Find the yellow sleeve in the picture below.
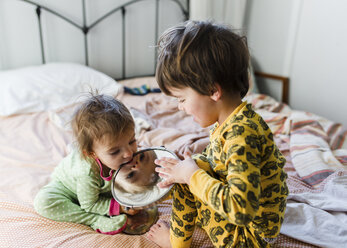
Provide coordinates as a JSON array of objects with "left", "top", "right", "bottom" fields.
[
  {"left": 192, "top": 153, "right": 214, "bottom": 174},
  {"left": 189, "top": 125, "right": 261, "bottom": 226}
]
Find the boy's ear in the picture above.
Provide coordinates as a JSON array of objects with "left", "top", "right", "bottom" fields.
[{"left": 210, "top": 83, "right": 222, "bottom": 101}]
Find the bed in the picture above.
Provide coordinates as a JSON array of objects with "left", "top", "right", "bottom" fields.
[{"left": 1, "top": 1, "right": 347, "bottom": 248}]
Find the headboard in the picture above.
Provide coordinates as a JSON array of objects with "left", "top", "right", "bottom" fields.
[{"left": 0, "top": 0, "right": 189, "bottom": 80}]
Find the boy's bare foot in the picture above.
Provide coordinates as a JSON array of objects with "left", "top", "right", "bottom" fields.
[{"left": 146, "top": 220, "right": 171, "bottom": 248}]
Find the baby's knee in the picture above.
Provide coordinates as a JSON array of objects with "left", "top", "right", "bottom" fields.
[
  {"left": 33, "top": 190, "right": 46, "bottom": 213},
  {"left": 33, "top": 189, "right": 57, "bottom": 218}
]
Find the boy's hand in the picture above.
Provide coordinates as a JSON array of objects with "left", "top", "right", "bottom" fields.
[{"left": 155, "top": 151, "right": 199, "bottom": 188}]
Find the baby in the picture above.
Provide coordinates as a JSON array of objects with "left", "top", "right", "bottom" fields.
[{"left": 34, "top": 93, "right": 141, "bottom": 234}]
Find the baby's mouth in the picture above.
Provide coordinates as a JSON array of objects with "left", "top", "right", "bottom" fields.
[{"left": 120, "top": 158, "right": 134, "bottom": 168}]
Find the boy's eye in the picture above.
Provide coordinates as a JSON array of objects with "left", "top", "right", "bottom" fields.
[
  {"left": 129, "top": 139, "right": 136, "bottom": 144},
  {"left": 127, "top": 171, "right": 135, "bottom": 179},
  {"left": 140, "top": 153, "right": 145, "bottom": 161}
]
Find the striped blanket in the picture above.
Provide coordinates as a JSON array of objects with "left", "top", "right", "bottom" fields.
[
  {"left": 0, "top": 87, "right": 345, "bottom": 248},
  {"left": 245, "top": 94, "right": 347, "bottom": 187}
]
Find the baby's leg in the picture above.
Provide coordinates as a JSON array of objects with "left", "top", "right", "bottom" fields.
[
  {"left": 34, "top": 180, "right": 126, "bottom": 233},
  {"left": 34, "top": 180, "right": 95, "bottom": 224},
  {"left": 146, "top": 220, "right": 171, "bottom": 248}
]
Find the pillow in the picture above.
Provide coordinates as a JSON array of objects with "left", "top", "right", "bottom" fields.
[{"left": 0, "top": 63, "right": 122, "bottom": 116}]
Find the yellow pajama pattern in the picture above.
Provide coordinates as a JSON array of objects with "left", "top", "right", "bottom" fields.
[{"left": 169, "top": 102, "right": 288, "bottom": 248}]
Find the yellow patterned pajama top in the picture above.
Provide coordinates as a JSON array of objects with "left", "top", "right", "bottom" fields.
[{"left": 169, "top": 102, "right": 288, "bottom": 248}]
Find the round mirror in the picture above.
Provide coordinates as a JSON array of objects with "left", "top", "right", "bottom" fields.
[{"left": 111, "top": 147, "right": 176, "bottom": 209}]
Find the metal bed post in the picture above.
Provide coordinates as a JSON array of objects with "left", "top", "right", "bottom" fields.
[
  {"left": 81, "top": 0, "right": 89, "bottom": 66},
  {"left": 35, "top": 6, "right": 45, "bottom": 64},
  {"left": 121, "top": 7, "right": 126, "bottom": 79}
]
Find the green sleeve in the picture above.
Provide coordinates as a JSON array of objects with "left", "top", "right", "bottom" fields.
[{"left": 76, "top": 175, "right": 111, "bottom": 215}]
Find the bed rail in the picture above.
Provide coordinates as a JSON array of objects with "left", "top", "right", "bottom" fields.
[{"left": 254, "top": 71, "right": 290, "bottom": 104}]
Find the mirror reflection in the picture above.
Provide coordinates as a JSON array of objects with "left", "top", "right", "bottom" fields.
[
  {"left": 115, "top": 149, "right": 159, "bottom": 193},
  {"left": 112, "top": 147, "right": 176, "bottom": 208}
]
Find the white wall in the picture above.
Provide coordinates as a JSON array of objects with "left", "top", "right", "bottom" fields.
[
  {"left": 245, "top": 0, "right": 347, "bottom": 127},
  {"left": 290, "top": 0, "right": 347, "bottom": 126},
  {"left": 190, "top": 0, "right": 247, "bottom": 29}
]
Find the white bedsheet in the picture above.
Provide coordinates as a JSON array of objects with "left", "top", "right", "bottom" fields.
[{"left": 281, "top": 172, "right": 347, "bottom": 248}]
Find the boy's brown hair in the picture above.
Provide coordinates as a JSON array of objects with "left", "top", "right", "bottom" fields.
[
  {"left": 71, "top": 94, "right": 134, "bottom": 157},
  {"left": 156, "top": 20, "right": 250, "bottom": 98}
]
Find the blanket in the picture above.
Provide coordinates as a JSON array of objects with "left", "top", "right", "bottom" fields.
[
  {"left": 245, "top": 93, "right": 347, "bottom": 248},
  {"left": 1, "top": 85, "right": 346, "bottom": 247}
]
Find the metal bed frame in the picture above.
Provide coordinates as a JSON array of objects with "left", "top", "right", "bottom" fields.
[{"left": 18, "top": 0, "right": 189, "bottom": 80}]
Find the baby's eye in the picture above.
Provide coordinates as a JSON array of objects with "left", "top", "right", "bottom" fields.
[
  {"left": 111, "top": 150, "right": 120, "bottom": 155},
  {"left": 127, "top": 171, "right": 135, "bottom": 179},
  {"left": 179, "top": 99, "right": 185, "bottom": 103},
  {"left": 140, "top": 153, "right": 145, "bottom": 161}
]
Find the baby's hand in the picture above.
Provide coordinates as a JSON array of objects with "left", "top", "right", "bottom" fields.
[{"left": 155, "top": 151, "right": 199, "bottom": 187}]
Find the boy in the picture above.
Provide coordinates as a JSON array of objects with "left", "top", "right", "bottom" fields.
[{"left": 146, "top": 21, "right": 288, "bottom": 247}]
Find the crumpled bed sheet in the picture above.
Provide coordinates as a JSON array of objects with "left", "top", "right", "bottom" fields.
[{"left": 1, "top": 77, "right": 346, "bottom": 247}]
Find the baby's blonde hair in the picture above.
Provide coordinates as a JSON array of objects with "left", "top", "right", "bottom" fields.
[{"left": 71, "top": 93, "right": 134, "bottom": 158}]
